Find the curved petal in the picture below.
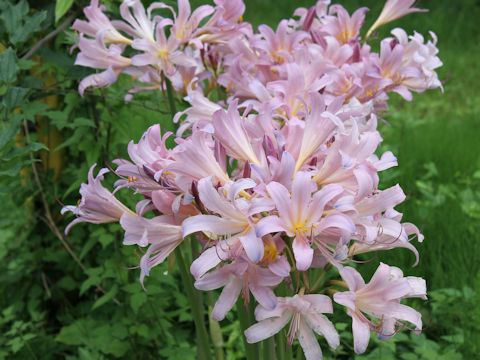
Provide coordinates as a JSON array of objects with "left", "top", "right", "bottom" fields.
[
  {"left": 245, "top": 311, "right": 291, "bottom": 343},
  {"left": 292, "top": 235, "right": 314, "bottom": 271},
  {"left": 268, "top": 256, "right": 291, "bottom": 277},
  {"left": 333, "top": 291, "right": 356, "bottom": 311},
  {"left": 339, "top": 267, "right": 365, "bottom": 291},
  {"left": 240, "top": 228, "right": 264, "bottom": 263},
  {"left": 190, "top": 245, "right": 229, "bottom": 279},
  {"left": 182, "top": 215, "right": 245, "bottom": 237},
  {"left": 212, "top": 278, "right": 242, "bottom": 321},
  {"left": 305, "top": 313, "right": 340, "bottom": 349},
  {"left": 255, "top": 215, "right": 285, "bottom": 237},
  {"left": 352, "top": 313, "right": 371, "bottom": 354},
  {"left": 250, "top": 284, "right": 277, "bottom": 310},
  {"left": 306, "top": 184, "right": 344, "bottom": 222},
  {"left": 303, "top": 294, "right": 333, "bottom": 314},
  {"left": 266, "top": 181, "right": 293, "bottom": 223},
  {"left": 298, "top": 319, "right": 323, "bottom": 360},
  {"left": 194, "top": 268, "right": 231, "bottom": 291}
]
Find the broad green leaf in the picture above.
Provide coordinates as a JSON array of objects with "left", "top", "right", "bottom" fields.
[
  {"left": 55, "top": 0, "right": 74, "bottom": 23},
  {"left": 1, "top": 87, "right": 28, "bottom": 109},
  {"left": 0, "top": 48, "right": 18, "bottom": 83},
  {"left": 91, "top": 285, "right": 118, "bottom": 310},
  {"left": 130, "top": 292, "right": 147, "bottom": 314}
]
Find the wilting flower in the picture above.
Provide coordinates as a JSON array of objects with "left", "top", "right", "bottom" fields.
[
  {"left": 334, "top": 263, "right": 427, "bottom": 354},
  {"left": 245, "top": 293, "right": 339, "bottom": 360}
]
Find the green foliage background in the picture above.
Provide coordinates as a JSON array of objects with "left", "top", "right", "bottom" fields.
[{"left": 0, "top": 0, "right": 479, "bottom": 358}]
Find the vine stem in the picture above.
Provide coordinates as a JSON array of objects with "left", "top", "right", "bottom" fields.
[{"left": 175, "top": 247, "right": 212, "bottom": 360}]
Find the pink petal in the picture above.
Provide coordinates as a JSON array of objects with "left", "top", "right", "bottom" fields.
[
  {"left": 212, "top": 277, "right": 242, "bottom": 321},
  {"left": 333, "top": 291, "right": 356, "bottom": 312},
  {"left": 239, "top": 228, "right": 264, "bottom": 263},
  {"left": 303, "top": 294, "right": 333, "bottom": 313},
  {"left": 268, "top": 256, "right": 291, "bottom": 277},
  {"left": 339, "top": 266, "right": 365, "bottom": 291},
  {"left": 249, "top": 284, "right": 277, "bottom": 310},
  {"left": 352, "top": 313, "right": 371, "bottom": 354},
  {"left": 190, "top": 245, "right": 229, "bottom": 279},
  {"left": 305, "top": 313, "right": 340, "bottom": 349},
  {"left": 182, "top": 215, "right": 245, "bottom": 237},
  {"left": 194, "top": 268, "right": 231, "bottom": 291},
  {"left": 255, "top": 215, "right": 285, "bottom": 237},
  {"left": 292, "top": 235, "right": 314, "bottom": 271},
  {"left": 298, "top": 319, "right": 323, "bottom": 360},
  {"left": 245, "top": 311, "right": 292, "bottom": 343},
  {"left": 266, "top": 181, "right": 293, "bottom": 223}
]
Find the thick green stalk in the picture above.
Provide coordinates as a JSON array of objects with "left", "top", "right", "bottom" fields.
[
  {"left": 165, "top": 77, "right": 179, "bottom": 132},
  {"left": 175, "top": 247, "right": 212, "bottom": 360},
  {"left": 275, "top": 331, "right": 285, "bottom": 360},
  {"left": 263, "top": 337, "right": 276, "bottom": 360},
  {"left": 237, "top": 301, "right": 257, "bottom": 360}
]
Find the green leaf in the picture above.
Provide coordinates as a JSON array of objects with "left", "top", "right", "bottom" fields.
[
  {"left": 55, "top": 0, "right": 74, "bottom": 23},
  {"left": 1, "top": 87, "right": 29, "bottom": 109},
  {"left": 91, "top": 285, "right": 118, "bottom": 310},
  {"left": 0, "top": 48, "right": 18, "bottom": 84},
  {"left": 130, "top": 292, "right": 147, "bottom": 314}
]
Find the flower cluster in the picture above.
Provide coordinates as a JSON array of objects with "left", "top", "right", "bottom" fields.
[{"left": 64, "top": 0, "right": 441, "bottom": 358}]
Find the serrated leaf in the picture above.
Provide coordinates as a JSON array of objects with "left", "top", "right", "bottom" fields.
[
  {"left": 55, "top": 0, "right": 74, "bottom": 23},
  {"left": 0, "top": 117, "right": 21, "bottom": 150},
  {"left": 130, "top": 292, "right": 147, "bottom": 314},
  {"left": 91, "top": 285, "right": 118, "bottom": 310},
  {"left": 1, "top": 87, "right": 28, "bottom": 109},
  {"left": 0, "top": 142, "right": 48, "bottom": 161},
  {"left": 0, "top": 48, "right": 18, "bottom": 83}
]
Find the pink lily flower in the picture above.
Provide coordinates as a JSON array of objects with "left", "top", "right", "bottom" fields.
[
  {"left": 74, "top": 36, "right": 131, "bottom": 95},
  {"left": 62, "top": 165, "right": 132, "bottom": 234},
  {"left": 182, "top": 177, "right": 266, "bottom": 263},
  {"left": 293, "top": 94, "right": 343, "bottom": 172},
  {"left": 173, "top": 84, "right": 222, "bottom": 136},
  {"left": 72, "top": 0, "right": 132, "bottom": 44},
  {"left": 195, "top": 257, "right": 284, "bottom": 320},
  {"left": 119, "top": 212, "right": 183, "bottom": 283},
  {"left": 114, "top": 124, "right": 173, "bottom": 194},
  {"left": 245, "top": 294, "right": 339, "bottom": 360},
  {"left": 257, "top": 171, "right": 354, "bottom": 270},
  {"left": 167, "top": 132, "right": 230, "bottom": 190},
  {"left": 334, "top": 263, "right": 426, "bottom": 354},
  {"left": 130, "top": 19, "right": 197, "bottom": 76},
  {"left": 212, "top": 100, "right": 264, "bottom": 166},
  {"left": 164, "top": 0, "right": 215, "bottom": 44},
  {"left": 323, "top": 5, "right": 368, "bottom": 44},
  {"left": 389, "top": 28, "right": 443, "bottom": 93},
  {"left": 366, "top": 0, "right": 427, "bottom": 39}
]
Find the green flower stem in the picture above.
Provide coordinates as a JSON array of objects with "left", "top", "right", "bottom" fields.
[
  {"left": 275, "top": 331, "right": 286, "bottom": 360},
  {"left": 175, "top": 247, "right": 212, "bottom": 360},
  {"left": 237, "top": 301, "right": 258, "bottom": 360},
  {"left": 165, "top": 77, "right": 178, "bottom": 132},
  {"left": 263, "top": 336, "right": 276, "bottom": 359},
  {"left": 285, "top": 339, "right": 293, "bottom": 360}
]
